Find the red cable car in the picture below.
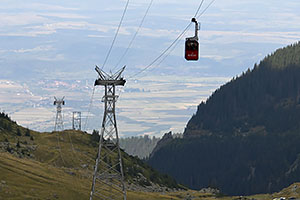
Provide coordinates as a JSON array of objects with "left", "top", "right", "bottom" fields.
[
  {"left": 185, "top": 39, "right": 199, "bottom": 60},
  {"left": 185, "top": 18, "right": 200, "bottom": 61}
]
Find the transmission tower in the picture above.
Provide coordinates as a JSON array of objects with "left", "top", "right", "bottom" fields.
[
  {"left": 54, "top": 96, "right": 65, "bottom": 131},
  {"left": 72, "top": 111, "right": 81, "bottom": 130},
  {"left": 90, "top": 66, "right": 126, "bottom": 200}
]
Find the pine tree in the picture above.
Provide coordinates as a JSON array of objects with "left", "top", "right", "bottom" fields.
[
  {"left": 16, "top": 128, "right": 22, "bottom": 136},
  {"left": 25, "top": 129, "right": 30, "bottom": 137},
  {"left": 16, "top": 141, "right": 21, "bottom": 148}
]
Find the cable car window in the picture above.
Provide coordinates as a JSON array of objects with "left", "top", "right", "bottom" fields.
[{"left": 186, "top": 40, "right": 198, "bottom": 51}]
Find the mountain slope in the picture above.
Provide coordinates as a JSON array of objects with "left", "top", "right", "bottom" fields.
[
  {"left": 148, "top": 41, "right": 300, "bottom": 195},
  {"left": 0, "top": 112, "right": 183, "bottom": 199},
  {"left": 185, "top": 41, "right": 300, "bottom": 136},
  {"left": 2, "top": 148, "right": 300, "bottom": 200}
]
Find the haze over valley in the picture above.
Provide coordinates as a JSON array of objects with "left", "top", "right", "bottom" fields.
[{"left": 1, "top": 0, "right": 299, "bottom": 137}]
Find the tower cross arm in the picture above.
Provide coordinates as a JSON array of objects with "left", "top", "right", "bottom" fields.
[
  {"left": 94, "top": 79, "right": 126, "bottom": 86},
  {"left": 95, "top": 66, "right": 107, "bottom": 80},
  {"left": 113, "top": 66, "right": 126, "bottom": 80},
  {"left": 94, "top": 66, "right": 126, "bottom": 86}
]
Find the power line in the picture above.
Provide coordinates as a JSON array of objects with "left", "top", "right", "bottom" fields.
[
  {"left": 112, "top": 0, "right": 154, "bottom": 72},
  {"left": 101, "top": 0, "right": 130, "bottom": 70}
]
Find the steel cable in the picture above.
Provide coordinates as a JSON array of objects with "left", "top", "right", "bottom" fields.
[
  {"left": 127, "top": 0, "right": 217, "bottom": 80},
  {"left": 112, "top": 0, "right": 154, "bottom": 72},
  {"left": 102, "top": 0, "right": 130, "bottom": 70}
]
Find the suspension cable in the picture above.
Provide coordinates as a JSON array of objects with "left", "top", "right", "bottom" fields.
[
  {"left": 126, "top": 0, "right": 204, "bottom": 79},
  {"left": 147, "top": 0, "right": 211, "bottom": 71},
  {"left": 194, "top": 0, "right": 205, "bottom": 18},
  {"left": 155, "top": 0, "right": 214, "bottom": 67},
  {"left": 197, "top": 0, "right": 215, "bottom": 18},
  {"left": 56, "top": 132, "right": 66, "bottom": 166},
  {"left": 127, "top": 22, "right": 192, "bottom": 79},
  {"left": 156, "top": 0, "right": 214, "bottom": 67},
  {"left": 112, "top": 0, "right": 154, "bottom": 72},
  {"left": 84, "top": 85, "right": 96, "bottom": 131},
  {"left": 127, "top": 0, "right": 217, "bottom": 80},
  {"left": 102, "top": 0, "right": 130, "bottom": 70}
]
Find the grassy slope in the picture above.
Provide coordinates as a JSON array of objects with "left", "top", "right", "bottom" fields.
[
  {"left": 0, "top": 116, "right": 300, "bottom": 199},
  {"left": 0, "top": 152, "right": 227, "bottom": 200},
  {"left": 0, "top": 152, "right": 89, "bottom": 200},
  {"left": 0, "top": 152, "right": 276, "bottom": 200}
]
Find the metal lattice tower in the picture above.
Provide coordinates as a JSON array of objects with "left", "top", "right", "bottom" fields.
[
  {"left": 54, "top": 97, "right": 65, "bottom": 131},
  {"left": 90, "top": 66, "right": 126, "bottom": 200},
  {"left": 72, "top": 111, "right": 81, "bottom": 130}
]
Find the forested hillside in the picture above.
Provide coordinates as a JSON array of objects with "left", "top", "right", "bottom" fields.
[
  {"left": 148, "top": 42, "right": 300, "bottom": 195},
  {"left": 185, "top": 42, "right": 300, "bottom": 136}
]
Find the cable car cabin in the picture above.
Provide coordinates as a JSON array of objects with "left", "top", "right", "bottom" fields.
[
  {"left": 185, "top": 18, "right": 200, "bottom": 61},
  {"left": 185, "top": 38, "right": 199, "bottom": 61}
]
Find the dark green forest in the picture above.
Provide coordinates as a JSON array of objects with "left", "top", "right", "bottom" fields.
[
  {"left": 148, "top": 42, "right": 300, "bottom": 195},
  {"left": 186, "top": 42, "right": 300, "bottom": 136},
  {"left": 148, "top": 132, "right": 300, "bottom": 195}
]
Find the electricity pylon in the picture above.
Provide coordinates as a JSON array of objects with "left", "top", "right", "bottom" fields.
[
  {"left": 54, "top": 97, "right": 65, "bottom": 131},
  {"left": 90, "top": 66, "right": 126, "bottom": 200},
  {"left": 72, "top": 111, "right": 81, "bottom": 130}
]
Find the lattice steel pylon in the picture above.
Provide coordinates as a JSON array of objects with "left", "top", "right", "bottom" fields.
[
  {"left": 90, "top": 66, "right": 127, "bottom": 200},
  {"left": 54, "top": 96, "right": 65, "bottom": 131},
  {"left": 72, "top": 111, "right": 81, "bottom": 130}
]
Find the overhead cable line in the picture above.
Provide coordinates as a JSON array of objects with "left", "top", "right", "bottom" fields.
[
  {"left": 112, "top": 0, "right": 154, "bottom": 72},
  {"left": 194, "top": 0, "right": 205, "bottom": 18},
  {"left": 56, "top": 132, "right": 66, "bottom": 166},
  {"left": 150, "top": 0, "right": 216, "bottom": 68},
  {"left": 127, "top": 0, "right": 216, "bottom": 80},
  {"left": 101, "top": 0, "right": 130, "bottom": 70},
  {"left": 127, "top": 23, "right": 192, "bottom": 79},
  {"left": 157, "top": 0, "right": 215, "bottom": 66},
  {"left": 126, "top": 0, "right": 204, "bottom": 79},
  {"left": 84, "top": 85, "right": 96, "bottom": 131},
  {"left": 197, "top": 0, "right": 216, "bottom": 18}
]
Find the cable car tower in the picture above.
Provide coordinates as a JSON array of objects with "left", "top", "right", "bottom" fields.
[
  {"left": 72, "top": 111, "right": 81, "bottom": 131},
  {"left": 185, "top": 18, "right": 200, "bottom": 61},
  {"left": 90, "top": 66, "right": 126, "bottom": 200},
  {"left": 54, "top": 96, "right": 65, "bottom": 131}
]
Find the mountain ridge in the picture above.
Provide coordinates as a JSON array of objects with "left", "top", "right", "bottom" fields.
[
  {"left": 148, "top": 41, "right": 300, "bottom": 195},
  {"left": 184, "top": 41, "right": 300, "bottom": 137}
]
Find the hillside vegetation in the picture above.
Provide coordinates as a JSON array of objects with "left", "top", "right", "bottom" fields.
[
  {"left": 148, "top": 41, "right": 300, "bottom": 195},
  {"left": 0, "top": 112, "right": 185, "bottom": 199},
  {"left": 3, "top": 112, "right": 300, "bottom": 199},
  {"left": 3, "top": 149, "right": 300, "bottom": 200},
  {"left": 186, "top": 42, "right": 300, "bottom": 135}
]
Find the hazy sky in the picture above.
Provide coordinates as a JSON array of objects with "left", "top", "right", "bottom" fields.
[{"left": 0, "top": 0, "right": 299, "bottom": 137}]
